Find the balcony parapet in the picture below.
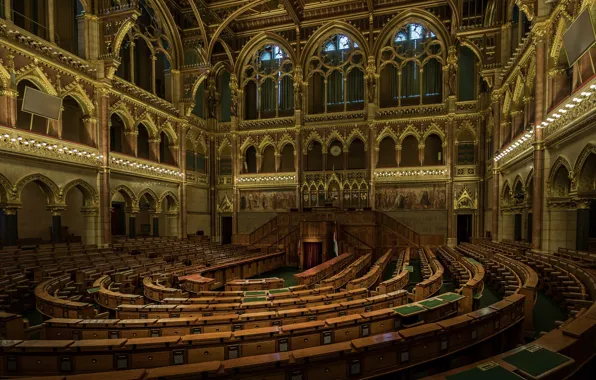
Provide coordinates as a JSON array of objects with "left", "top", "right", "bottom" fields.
[
  {"left": 237, "top": 172, "right": 297, "bottom": 187},
  {"left": 110, "top": 152, "right": 182, "bottom": 181},
  {"left": 0, "top": 126, "right": 101, "bottom": 167},
  {"left": 374, "top": 166, "right": 449, "bottom": 183}
]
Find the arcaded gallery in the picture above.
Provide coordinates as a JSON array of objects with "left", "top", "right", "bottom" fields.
[{"left": 1, "top": 0, "right": 596, "bottom": 378}]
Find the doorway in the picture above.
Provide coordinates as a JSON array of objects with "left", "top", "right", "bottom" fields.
[
  {"left": 221, "top": 216, "right": 233, "bottom": 245},
  {"left": 456, "top": 214, "right": 472, "bottom": 245},
  {"left": 303, "top": 242, "right": 323, "bottom": 269},
  {"left": 111, "top": 202, "right": 126, "bottom": 236},
  {"left": 514, "top": 214, "right": 522, "bottom": 241}
]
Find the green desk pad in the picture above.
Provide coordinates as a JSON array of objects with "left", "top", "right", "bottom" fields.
[
  {"left": 465, "top": 257, "right": 481, "bottom": 265},
  {"left": 393, "top": 304, "right": 425, "bottom": 316},
  {"left": 244, "top": 291, "right": 267, "bottom": 296},
  {"left": 242, "top": 297, "right": 268, "bottom": 303},
  {"left": 446, "top": 361, "right": 524, "bottom": 380},
  {"left": 502, "top": 344, "right": 572, "bottom": 378},
  {"left": 405, "top": 265, "right": 414, "bottom": 272},
  {"left": 437, "top": 293, "right": 465, "bottom": 302},
  {"left": 419, "top": 298, "right": 447, "bottom": 309},
  {"left": 268, "top": 288, "right": 289, "bottom": 294}
]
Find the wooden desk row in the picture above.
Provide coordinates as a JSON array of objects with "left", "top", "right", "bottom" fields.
[
  {"left": 161, "top": 285, "right": 334, "bottom": 305},
  {"left": 347, "top": 249, "right": 394, "bottom": 291},
  {"left": 224, "top": 277, "right": 285, "bottom": 292},
  {"left": 180, "top": 251, "right": 286, "bottom": 293},
  {"left": 414, "top": 247, "right": 444, "bottom": 301},
  {"left": 7, "top": 294, "right": 526, "bottom": 378},
  {"left": 35, "top": 276, "right": 97, "bottom": 320},
  {"left": 378, "top": 248, "right": 410, "bottom": 294},
  {"left": 116, "top": 288, "right": 375, "bottom": 319},
  {"left": 94, "top": 275, "right": 144, "bottom": 310},
  {"left": 294, "top": 252, "right": 355, "bottom": 286},
  {"left": 44, "top": 290, "right": 410, "bottom": 340},
  {"left": 319, "top": 253, "right": 372, "bottom": 290}
]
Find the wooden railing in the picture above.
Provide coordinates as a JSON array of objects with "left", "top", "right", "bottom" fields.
[{"left": 376, "top": 212, "right": 420, "bottom": 246}]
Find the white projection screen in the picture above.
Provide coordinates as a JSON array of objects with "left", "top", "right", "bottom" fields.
[
  {"left": 563, "top": 8, "right": 596, "bottom": 66},
  {"left": 21, "top": 86, "right": 63, "bottom": 121}
]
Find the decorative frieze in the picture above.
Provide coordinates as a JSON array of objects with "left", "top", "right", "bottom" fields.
[
  {"left": 304, "top": 111, "right": 365, "bottom": 123},
  {"left": 0, "top": 128, "right": 102, "bottom": 166},
  {"left": 186, "top": 171, "right": 209, "bottom": 185},
  {"left": 239, "top": 117, "right": 295, "bottom": 130},
  {"left": 376, "top": 104, "right": 446, "bottom": 119},
  {"left": 374, "top": 167, "right": 449, "bottom": 183},
  {"left": 455, "top": 165, "right": 478, "bottom": 177},
  {"left": 236, "top": 173, "right": 297, "bottom": 186},
  {"left": 110, "top": 153, "right": 183, "bottom": 180}
]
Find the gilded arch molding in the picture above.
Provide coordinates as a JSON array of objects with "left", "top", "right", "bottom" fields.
[
  {"left": 14, "top": 174, "right": 60, "bottom": 205},
  {"left": 547, "top": 155, "right": 573, "bottom": 195},
  {"left": 59, "top": 179, "right": 99, "bottom": 207},
  {"left": 110, "top": 185, "right": 138, "bottom": 209},
  {"left": 236, "top": 32, "right": 297, "bottom": 78},
  {"left": 301, "top": 21, "right": 370, "bottom": 68}
]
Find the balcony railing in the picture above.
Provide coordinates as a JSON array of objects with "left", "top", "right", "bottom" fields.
[
  {"left": 236, "top": 172, "right": 297, "bottom": 187},
  {"left": 0, "top": 126, "right": 102, "bottom": 166},
  {"left": 110, "top": 152, "right": 182, "bottom": 180},
  {"left": 374, "top": 166, "right": 449, "bottom": 182},
  {"left": 454, "top": 165, "right": 478, "bottom": 177}
]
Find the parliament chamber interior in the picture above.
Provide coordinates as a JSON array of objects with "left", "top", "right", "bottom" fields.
[{"left": 1, "top": 0, "right": 596, "bottom": 379}]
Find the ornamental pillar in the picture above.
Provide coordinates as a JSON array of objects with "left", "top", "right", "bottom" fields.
[
  {"left": 368, "top": 122, "right": 375, "bottom": 209},
  {"left": 127, "top": 210, "right": 138, "bottom": 238},
  {"left": 418, "top": 144, "right": 424, "bottom": 166},
  {"left": 0, "top": 89, "right": 18, "bottom": 128},
  {"left": 48, "top": 206, "right": 66, "bottom": 243},
  {"left": 151, "top": 55, "right": 157, "bottom": 94},
  {"left": 124, "top": 130, "right": 137, "bottom": 156},
  {"left": 532, "top": 35, "right": 547, "bottom": 250},
  {"left": 149, "top": 138, "right": 160, "bottom": 162},
  {"left": 151, "top": 214, "right": 160, "bottom": 237},
  {"left": 576, "top": 201, "right": 590, "bottom": 251},
  {"left": 98, "top": 88, "right": 111, "bottom": 246},
  {"left": 3, "top": 206, "right": 19, "bottom": 246},
  {"left": 179, "top": 125, "right": 187, "bottom": 238},
  {"left": 81, "top": 116, "right": 97, "bottom": 147},
  {"left": 80, "top": 207, "right": 99, "bottom": 246}
]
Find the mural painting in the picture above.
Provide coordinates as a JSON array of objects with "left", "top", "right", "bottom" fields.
[
  {"left": 240, "top": 191, "right": 297, "bottom": 211},
  {"left": 375, "top": 184, "right": 447, "bottom": 210}
]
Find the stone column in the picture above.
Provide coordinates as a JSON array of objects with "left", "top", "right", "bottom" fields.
[
  {"left": 368, "top": 122, "right": 376, "bottom": 209},
  {"left": 166, "top": 212, "right": 179, "bottom": 237},
  {"left": 81, "top": 116, "right": 97, "bottom": 147},
  {"left": 446, "top": 118, "right": 456, "bottom": 246},
  {"left": 3, "top": 0, "right": 11, "bottom": 21},
  {"left": 296, "top": 130, "right": 303, "bottom": 211},
  {"left": 418, "top": 144, "right": 424, "bottom": 165},
  {"left": 124, "top": 131, "right": 137, "bottom": 156},
  {"left": 179, "top": 125, "right": 187, "bottom": 238},
  {"left": 47, "top": 0, "right": 55, "bottom": 43},
  {"left": 149, "top": 138, "right": 160, "bottom": 162},
  {"left": 49, "top": 207, "right": 65, "bottom": 243},
  {"left": 128, "top": 211, "right": 137, "bottom": 238},
  {"left": 151, "top": 55, "right": 157, "bottom": 94},
  {"left": 275, "top": 152, "right": 280, "bottom": 172},
  {"left": 491, "top": 94, "right": 501, "bottom": 241},
  {"left": 0, "top": 89, "right": 17, "bottom": 128},
  {"left": 576, "top": 201, "right": 590, "bottom": 251},
  {"left": 3, "top": 206, "right": 19, "bottom": 246},
  {"left": 152, "top": 214, "right": 160, "bottom": 237},
  {"left": 209, "top": 136, "right": 217, "bottom": 239},
  {"left": 81, "top": 207, "right": 99, "bottom": 246},
  {"left": 98, "top": 88, "right": 111, "bottom": 246},
  {"left": 396, "top": 145, "right": 401, "bottom": 167},
  {"left": 129, "top": 42, "right": 136, "bottom": 84},
  {"left": 532, "top": 38, "right": 546, "bottom": 250},
  {"left": 256, "top": 152, "right": 262, "bottom": 173}
]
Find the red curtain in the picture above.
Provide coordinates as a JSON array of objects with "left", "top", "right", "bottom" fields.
[{"left": 304, "top": 242, "right": 322, "bottom": 269}]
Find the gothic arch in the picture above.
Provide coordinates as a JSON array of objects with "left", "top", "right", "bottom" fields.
[
  {"left": 240, "top": 137, "right": 257, "bottom": 156},
  {"left": 60, "top": 179, "right": 99, "bottom": 207},
  {"left": 159, "top": 122, "right": 178, "bottom": 145},
  {"left": 423, "top": 124, "right": 446, "bottom": 145},
  {"left": 137, "top": 188, "right": 159, "bottom": 210},
  {"left": 15, "top": 66, "right": 58, "bottom": 96},
  {"left": 136, "top": 115, "right": 159, "bottom": 139},
  {"left": 303, "top": 131, "right": 325, "bottom": 154},
  {"left": 512, "top": 174, "right": 525, "bottom": 194},
  {"left": 110, "top": 185, "right": 138, "bottom": 209},
  {"left": 548, "top": 155, "right": 573, "bottom": 195},
  {"left": 110, "top": 102, "right": 135, "bottom": 131},
  {"left": 61, "top": 84, "right": 95, "bottom": 116},
  {"left": 0, "top": 64, "right": 10, "bottom": 89},
  {"left": 277, "top": 133, "right": 296, "bottom": 152},
  {"left": 325, "top": 130, "right": 346, "bottom": 149},
  {"left": 188, "top": 73, "right": 208, "bottom": 111},
  {"left": 301, "top": 21, "right": 369, "bottom": 67},
  {"left": 15, "top": 174, "right": 60, "bottom": 205},
  {"left": 376, "top": 126, "right": 399, "bottom": 144},
  {"left": 158, "top": 191, "right": 180, "bottom": 212},
  {"left": 258, "top": 135, "right": 277, "bottom": 155},
  {"left": 501, "top": 180, "right": 512, "bottom": 200},
  {"left": 346, "top": 128, "right": 367, "bottom": 148},
  {"left": 218, "top": 138, "right": 232, "bottom": 155},
  {"left": 574, "top": 142, "right": 596, "bottom": 192},
  {"left": 373, "top": 10, "right": 450, "bottom": 62},
  {"left": 236, "top": 32, "right": 297, "bottom": 78},
  {"left": 0, "top": 173, "right": 14, "bottom": 203},
  {"left": 456, "top": 121, "right": 477, "bottom": 143},
  {"left": 399, "top": 125, "right": 422, "bottom": 145}
]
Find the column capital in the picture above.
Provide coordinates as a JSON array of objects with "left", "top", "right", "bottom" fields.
[
  {"left": 81, "top": 207, "right": 100, "bottom": 216},
  {"left": 47, "top": 206, "right": 67, "bottom": 216}
]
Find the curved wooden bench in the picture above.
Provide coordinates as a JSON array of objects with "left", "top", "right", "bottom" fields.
[
  {"left": 414, "top": 247, "right": 444, "bottom": 301},
  {"left": 44, "top": 290, "right": 412, "bottom": 339},
  {"left": 294, "top": 252, "right": 355, "bottom": 286},
  {"left": 94, "top": 275, "right": 144, "bottom": 310},
  {"left": 117, "top": 287, "right": 380, "bottom": 319},
  {"left": 143, "top": 277, "right": 186, "bottom": 302},
  {"left": 347, "top": 249, "right": 393, "bottom": 291},
  {"left": 35, "top": 276, "right": 97, "bottom": 319},
  {"left": 225, "top": 277, "right": 285, "bottom": 291},
  {"left": 8, "top": 294, "right": 526, "bottom": 377},
  {"left": 318, "top": 253, "right": 372, "bottom": 289},
  {"left": 378, "top": 247, "right": 410, "bottom": 294}
]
